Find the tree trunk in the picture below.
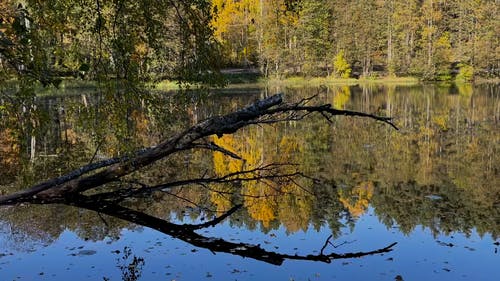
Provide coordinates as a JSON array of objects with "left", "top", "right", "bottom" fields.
[{"left": 0, "top": 94, "right": 397, "bottom": 205}]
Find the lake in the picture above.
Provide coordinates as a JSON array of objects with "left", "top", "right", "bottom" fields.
[{"left": 0, "top": 83, "right": 498, "bottom": 280}]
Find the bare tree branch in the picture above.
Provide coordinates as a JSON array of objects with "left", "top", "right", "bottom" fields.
[
  {"left": 0, "top": 93, "right": 397, "bottom": 205},
  {"left": 189, "top": 141, "right": 243, "bottom": 160},
  {"left": 262, "top": 103, "right": 399, "bottom": 130},
  {"left": 183, "top": 204, "right": 243, "bottom": 230},
  {"left": 80, "top": 164, "right": 302, "bottom": 203},
  {"left": 67, "top": 195, "right": 397, "bottom": 266},
  {"left": 320, "top": 234, "right": 334, "bottom": 255}
]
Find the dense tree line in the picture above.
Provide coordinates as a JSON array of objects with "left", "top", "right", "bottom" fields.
[
  {"left": 212, "top": 0, "right": 499, "bottom": 80},
  {"left": 1, "top": 0, "right": 498, "bottom": 86},
  {"left": 0, "top": 0, "right": 225, "bottom": 88}
]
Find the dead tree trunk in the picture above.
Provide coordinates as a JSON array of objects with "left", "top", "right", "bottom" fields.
[
  {"left": 0, "top": 93, "right": 399, "bottom": 265},
  {"left": 0, "top": 93, "right": 397, "bottom": 205}
]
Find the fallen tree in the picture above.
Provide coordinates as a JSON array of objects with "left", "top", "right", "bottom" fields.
[
  {"left": 0, "top": 93, "right": 399, "bottom": 264},
  {"left": 0, "top": 93, "right": 397, "bottom": 204}
]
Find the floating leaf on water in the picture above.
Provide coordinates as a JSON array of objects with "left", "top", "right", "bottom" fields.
[
  {"left": 436, "top": 240, "right": 454, "bottom": 247},
  {"left": 75, "top": 250, "right": 97, "bottom": 256},
  {"left": 425, "top": 195, "right": 442, "bottom": 200}
]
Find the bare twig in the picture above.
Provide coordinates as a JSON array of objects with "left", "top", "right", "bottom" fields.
[
  {"left": 263, "top": 103, "right": 399, "bottom": 130},
  {"left": 184, "top": 204, "right": 242, "bottom": 230},
  {"left": 0, "top": 93, "right": 397, "bottom": 205},
  {"left": 68, "top": 195, "right": 398, "bottom": 265},
  {"left": 83, "top": 164, "right": 303, "bottom": 203},
  {"left": 320, "top": 234, "right": 334, "bottom": 255},
  {"left": 189, "top": 141, "right": 243, "bottom": 160}
]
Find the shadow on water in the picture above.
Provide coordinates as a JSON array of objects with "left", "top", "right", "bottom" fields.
[{"left": 63, "top": 194, "right": 397, "bottom": 266}]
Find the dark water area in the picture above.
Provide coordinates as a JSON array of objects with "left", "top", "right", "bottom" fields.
[{"left": 0, "top": 83, "right": 498, "bottom": 280}]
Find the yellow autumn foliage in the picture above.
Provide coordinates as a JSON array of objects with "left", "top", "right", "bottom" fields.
[
  {"left": 0, "top": 129, "right": 19, "bottom": 166},
  {"left": 333, "top": 86, "right": 351, "bottom": 109},
  {"left": 338, "top": 181, "right": 374, "bottom": 217}
]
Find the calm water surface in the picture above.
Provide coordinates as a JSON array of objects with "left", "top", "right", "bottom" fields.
[{"left": 0, "top": 83, "right": 498, "bottom": 280}]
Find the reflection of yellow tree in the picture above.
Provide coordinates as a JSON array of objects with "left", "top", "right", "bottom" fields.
[
  {"left": 209, "top": 185, "right": 234, "bottom": 214},
  {"left": 333, "top": 86, "right": 351, "bottom": 109},
  {"left": 211, "top": 127, "right": 315, "bottom": 232},
  {"left": 276, "top": 134, "right": 314, "bottom": 232},
  {"left": 212, "top": 131, "right": 267, "bottom": 215},
  {"left": 243, "top": 182, "right": 278, "bottom": 228},
  {"left": 278, "top": 190, "right": 312, "bottom": 233},
  {"left": 0, "top": 129, "right": 19, "bottom": 166},
  {"left": 278, "top": 135, "right": 303, "bottom": 162},
  {"left": 338, "top": 181, "right": 374, "bottom": 217},
  {"left": 212, "top": 134, "right": 245, "bottom": 213},
  {"left": 456, "top": 83, "right": 473, "bottom": 97},
  {"left": 276, "top": 134, "right": 312, "bottom": 231},
  {"left": 213, "top": 134, "right": 244, "bottom": 175}
]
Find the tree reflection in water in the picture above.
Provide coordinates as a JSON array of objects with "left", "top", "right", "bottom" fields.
[
  {"left": 103, "top": 246, "right": 146, "bottom": 281},
  {"left": 61, "top": 194, "right": 396, "bottom": 266},
  {"left": 0, "top": 84, "right": 498, "bottom": 279}
]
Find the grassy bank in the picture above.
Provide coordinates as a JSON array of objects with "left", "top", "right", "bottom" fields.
[
  {"left": 262, "top": 76, "right": 420, "bottom": 87},
  {"left": 3, "top": 74, "right": 496, "bottom": 97}
]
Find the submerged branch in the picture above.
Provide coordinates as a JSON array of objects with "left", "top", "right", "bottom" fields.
[
  {"left": 0, "top": 93, "right": 400, "bottom": 265},
  {"left": 82, "top": 164, "right": 302, "bottom": 203}
]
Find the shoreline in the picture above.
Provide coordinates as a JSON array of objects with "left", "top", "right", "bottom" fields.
[{"left": 2, "top": 75, "right": 499, "bottom": 94}]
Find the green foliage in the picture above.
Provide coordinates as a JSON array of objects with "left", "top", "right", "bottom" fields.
[
  {"left": 0, "top": 0, "right": 225, "bottom": 90},
  {"left": 434, "top": 33, "right": 453, "bottom": 81},
  {"left": 333, "top": 50, "right": 351, "bottom": 78},
  {"left": 456, "top": 64, "right": 474, "bottom": 82},
  {"left": 436, "top": 70, "right": 452, "bottom": 82},
  {"left": 1, "top": 0, "right": 498, "bottom": 88},
  {"left": 297, "top": 0, "right": 333, "bottom": 76}
]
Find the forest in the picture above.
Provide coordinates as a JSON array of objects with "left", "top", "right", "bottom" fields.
[
  {"left": 0, "top": 1, "right": 499, "bottom": 279},
  {"left": 212, "top": 0, "right": 499, "bottom": 80},
  {"left": 1, "top": 0, "right": 499, "bottom": 88}
]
